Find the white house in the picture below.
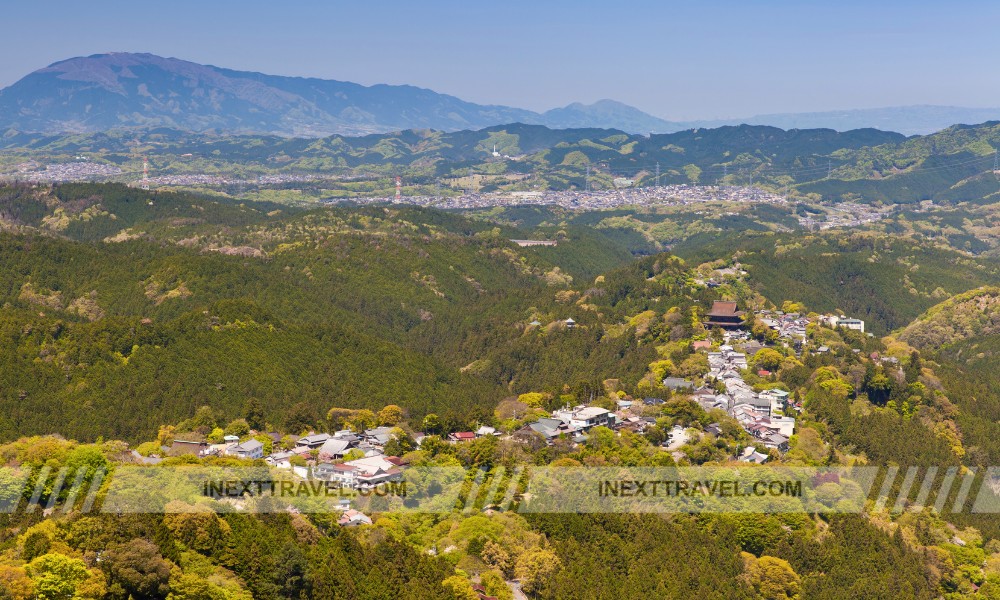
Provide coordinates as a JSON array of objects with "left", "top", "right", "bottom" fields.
[
  {"left": 325, "top": 455, "right": 403, "bottom": 488},
  {"left": 227, "top": 439, "right": 264, "bottom": 460},
  {"left": 265, "top": 451, "right": 293, "bottom": 469},
  {"left": 552, "top": 406, "right": 614, "bottom": 431}
]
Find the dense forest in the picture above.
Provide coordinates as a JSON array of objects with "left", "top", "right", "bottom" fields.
[{"left": 6, "top": 182, "right": 1000, "bottom": 598}]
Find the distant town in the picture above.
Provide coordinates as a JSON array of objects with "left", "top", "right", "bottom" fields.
[
  {"left": 1, "top": 161, "right": 893, "bottom": 229},
  {"left": 326, "top": 183, "right": 788, "bottom": 210}
]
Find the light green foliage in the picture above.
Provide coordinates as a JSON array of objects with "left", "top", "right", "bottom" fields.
[
  {"left": 223, "top": 419, "right": 249, "bottom": 438},
  {"left": 514, "top": 548, "right": 561, "bottom": 595},
  {"left": 752, "top": 348, "right": 784, "bottom": 371},
  {"left": 26, "top": 553, "right": 105, "bottom": 600},
  {"left": 740, "top": 553, "right": 801, "bottom": 600}
]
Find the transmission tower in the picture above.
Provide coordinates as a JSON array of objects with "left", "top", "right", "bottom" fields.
[
  {"left": 586, "top": 164, "right": 591, "bottom": 192},
  {"left": 141, "top": 156, "right": 149, "bottom": 190},
  {"left": 994, "top": 149, "right": 999, "bottom": 172},
  {"left": 395, "top": 175, "right": 402, "bottom": 200},
  {"left": 826, "top": 159, "right": 832, "bottom": 179},
  {"left": 655, "top": 162, "right": 660, "bottom": 187}
]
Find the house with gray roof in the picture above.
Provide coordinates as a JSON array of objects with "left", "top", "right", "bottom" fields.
[
  {"left": 296, "top": 433, "right": 331, "bottom": 449},
  {"left": 318, "top": 438, "right": 353, "bottom": 460},
  {"left": 228, "top": 439, "right": 264, "bottom": 460}
]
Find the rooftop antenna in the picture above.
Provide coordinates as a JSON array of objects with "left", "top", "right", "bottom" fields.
[{"left": 141, "top": 156, "right": 149, "bottom": 190}]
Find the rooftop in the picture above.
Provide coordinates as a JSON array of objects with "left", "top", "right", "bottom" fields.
[{"left": 706, "top": 301, "right": 743, "bottom": 318}]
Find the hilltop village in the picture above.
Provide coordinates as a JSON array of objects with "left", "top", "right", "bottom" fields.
[{"left": 128, "top": 300, "right": 870, "bottom": 526}]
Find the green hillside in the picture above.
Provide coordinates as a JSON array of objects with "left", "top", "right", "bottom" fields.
[
  {"left": 5, "top": 121, "right": 1000, "bottom": 206},
  {"left": 673, "top": 230, "right": 1000, "bottom": 334},
  {"left": 0, "top": 183, "right": 655, "bottom": 442},
  {"left": 7, "top": 182, "right": 1000, "bottom": 598}
]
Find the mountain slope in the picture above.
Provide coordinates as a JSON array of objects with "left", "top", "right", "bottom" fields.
[
  {"left": 541, "top": 99, "right": 679, "bottom": 133},
  {"left": 0, "top": 53, "right": 677, "bottom": 136},
  {"left": 898, "top": 286, "right": 1000, "bottom": 350},
  {"left": 0, "top": 53, "right": 537, "bottom": 136},
  {"left": 728, "top": 105, "right": 1000, "bottom": 136},
  {"left": 673, "top": 231, "right": 1000, "bottom": 335},
  {"left": 0, "top": 182, "right": 652, "bottom": 441}
]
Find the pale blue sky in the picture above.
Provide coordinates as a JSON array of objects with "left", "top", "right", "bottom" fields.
[{"left": 1, "top": 0, "right": 998, "bottom": 119}]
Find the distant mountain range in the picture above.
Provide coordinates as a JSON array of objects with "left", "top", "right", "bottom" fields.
[
  {"left": 0, "top": 52, "right": 998, "bottom": 137},
  {"left": 698, "top": 106, "right": 1000, "bottom": 136},
  {"left": 0, "top": 53, "right": 676, "bottom": 137}
]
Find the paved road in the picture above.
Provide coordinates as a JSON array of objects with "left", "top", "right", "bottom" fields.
[{"left": 507, "top": 579, "right": 528, "bottom": 600}]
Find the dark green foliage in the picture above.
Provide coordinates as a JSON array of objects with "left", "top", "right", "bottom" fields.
[
  {"left": 675, "top": 231, "right": 1000, "bottom": 334},
  {"left": 0, "top": 184, "right": 705, "bottom": 441},
  {"left": 528, "top": 514, "right": 753, "bottom": 599},
  {"left": 773, "top": 515, "right": 936, "bottom": 599},
  {"left": 20, "top": 529, "right": 50, "bottom": 562},
  {"left": 806, "top": 388, "right": 958, "bottom": 466},
  {"left": 102, "top": 539, "right": 172, "bottom": 600}
]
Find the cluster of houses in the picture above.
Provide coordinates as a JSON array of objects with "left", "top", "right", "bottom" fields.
[
  {"left": 265, "top": 429, "right": 408, "bottom": 488},
  {"left": 513, "top": 405, "right": 616, "bottom": 445},
  {"left": 697, "top": 345, "right": 795, "bottom": 458},
  {"left": 156, "top": 300, "right": 850, "bottom": 509},
  {"left": 757, "top": 310, "right": 810, "bottom": 341},
  {"left": 507, "top": 313, "right": 803, "bottom": 463},
  {"left": 167, "top": 426, "right": 411, "bottom": 492}
]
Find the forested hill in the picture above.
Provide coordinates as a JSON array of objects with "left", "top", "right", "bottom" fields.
[
  {"left": 5, "top": 119, "right": 1000, "bottom": 204},
  {"left": 674, "top": 230, "right": 1000, "bottom": 335},
  {"left": 11, "top": 183, "right": 1000, "bottom": 598},
  {"left": 0, "top": 182, "right": 657, "bottom": 442}
]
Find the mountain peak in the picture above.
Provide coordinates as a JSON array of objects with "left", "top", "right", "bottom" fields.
[
  {"left": 543, "top": 99, "right": 679, "bottom": 133},
  {"left": 0, "top": 52, "right": 670, "bottom": 137}
]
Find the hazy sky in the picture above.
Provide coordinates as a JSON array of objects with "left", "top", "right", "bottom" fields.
[{"left": 2, "top": 0, "right": 998, "bottom": 120}]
